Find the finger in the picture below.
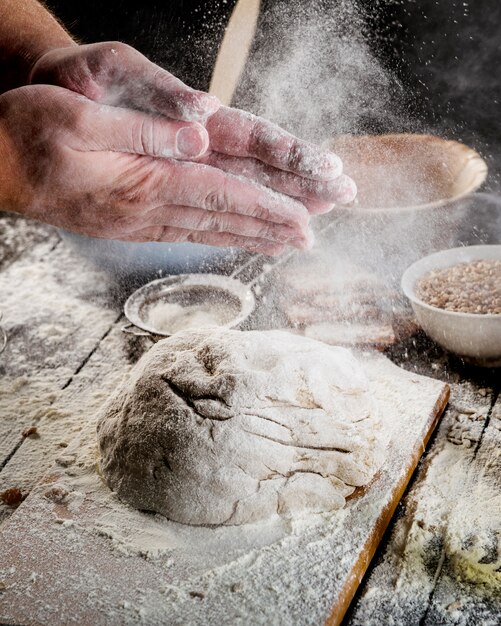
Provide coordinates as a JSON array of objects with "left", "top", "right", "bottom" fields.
[
  {"left": 143, "top": 205, "right": 312, "bottom": 249},
  {"left": 149, "top": 160, "right": 312, "bottom": 238},
  {"left": 113, "top": 62, "right": 221, "bottom": 122},
  {"left": 202, "top": 152, "right": 357, "bottom": 206},
  {"left": 206, "top": 106, "right": 343, "bottom": 181},
  {"left": 72, "top": 98, "right": 209, "bottom": 159},
  {"left": 300, "top": 199, "right": 335, "bottom": 215},
  {"left": 85, "top": 42, "right": 221, "bottom": 122},
  {"left": 119, "top": 225, "right": 287, "bottom": 256}
]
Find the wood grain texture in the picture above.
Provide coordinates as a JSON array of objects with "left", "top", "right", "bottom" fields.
[
  {"left": 209, "top": 0, "right": 261, "bottom": 105},
  {"left": 0, "top": 347, "right": 449, "bottom": 626},
  {"left": 329, "top": 385, "right": 450, "bottom": 626},
  {"left": 0, "top": 213, "right": 56, "bottom": 273},
  {"left": 345, "top": 337, "right": 501, "bottom": 626},
  {"left": 0, "top": 222, "right": 121, "bottom": 519},
  {"left": 1, "top": 213, "right": 499, "bottom": 625}
]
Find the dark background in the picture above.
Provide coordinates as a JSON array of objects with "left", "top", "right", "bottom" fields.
[
  {"left": 45, "top": 0, "right": 238, "bottom": 91},
  {"left": 45, "top": 0, "right": 501, "bottom": 185}
]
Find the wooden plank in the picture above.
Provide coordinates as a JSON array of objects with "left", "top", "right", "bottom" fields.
[
  {"left": 0, "top": 213, "right": 57, "bottom": 272},
  {"left": 209, "top": 0, "right": 261, "bottom": 106},
  {"left": 421, "top": 390, "right": 501, "bottom": 625},
  {"left": 346, "top": 378, "right": 500, "bottom": 625},
  {"left": 0, "top": 319, "right": 136, "bottom": 526},
  {"left": 327, "top": 383, "right": 449, "bottom": 626},
  {"left": 0, "top": 349, "right": 448, "bottom": 626},
  {"left": 0, "top": 239, "right": 121, "bottom": 517}
]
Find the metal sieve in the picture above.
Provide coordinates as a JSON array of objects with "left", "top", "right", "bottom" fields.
[
  {"left": 121, "top": 211, "right": 354, "bottom": 338},
  {"left": 122, "top": 263, "right": 262, "bottom": 338}
]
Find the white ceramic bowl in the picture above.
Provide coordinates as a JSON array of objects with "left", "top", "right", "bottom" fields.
[{"left": 401, "top": 245, "right": 501, "bottom": 364}]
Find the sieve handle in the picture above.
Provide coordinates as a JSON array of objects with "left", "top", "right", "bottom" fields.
[
  {"left": 235, "top": 210, "right": 350, "bottom": 288},
  {"left": 246, "top": 249, "right": 296, "bottom": 288},
  {"left": 121, "top": 323, "right": 155, "bottom": 338}
]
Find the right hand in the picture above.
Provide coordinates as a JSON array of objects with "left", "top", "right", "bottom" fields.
[
  {"left": 30, "top": 42, "right": 356, "bottom": 216},
  {"left": 0, "top": 85, "right": 314, "bottom": 255}
]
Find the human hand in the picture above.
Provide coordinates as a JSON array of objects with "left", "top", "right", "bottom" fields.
[
  {"left": 0, "top": 85, "right": 312, "bottom": 255},
  {"left": 202, "top": 107, "right": 356, "bottom": 214},
  {"left": 30, "top": 42, "right": 356, "bottom": 213}
]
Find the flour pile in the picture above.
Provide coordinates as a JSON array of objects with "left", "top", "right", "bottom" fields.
[{"left": 97, "top": 328, "right": 386, "bottom": 526}]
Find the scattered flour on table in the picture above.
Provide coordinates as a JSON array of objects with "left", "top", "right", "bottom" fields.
[
  {"left": 350, "top": 386, "right": 500, "bottom": 626},
  {"left": 0, "top": 352, "right": 454, "bottom": 626},
  {"left": 439, "top": 448, "right": 501, "bottom": 583},
  {"left": 400, "top": 395, "right": 501, "bottom": 588},
  {"left": 0, "top": 236, "right": 119, "bottom": 518}
]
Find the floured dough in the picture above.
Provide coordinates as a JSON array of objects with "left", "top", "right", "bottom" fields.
[{"left": 97, "top": 329, "right": 386, "bottom": 525}]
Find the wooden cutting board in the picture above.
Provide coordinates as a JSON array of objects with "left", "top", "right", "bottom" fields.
[{"left": 0, "top": 341, "right": 449, "bottom": 626}]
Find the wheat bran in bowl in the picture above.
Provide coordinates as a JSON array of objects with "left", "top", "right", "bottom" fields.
[
  {"left": 416, "top": 260, "right": 501, "bottom": 315},
  {"left": 401, "top": 245, "right": 501, "bottom": 364}
]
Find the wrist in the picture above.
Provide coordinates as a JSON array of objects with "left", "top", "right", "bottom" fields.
[
  {"left": 26, "top": 39, "right": 78, "bottom": 86},
  {"left": 0, "top": 0, "right": 77, "bottom": 93},
  {"left": 0, "top": 118, "right": 30, "bottom": 214}
]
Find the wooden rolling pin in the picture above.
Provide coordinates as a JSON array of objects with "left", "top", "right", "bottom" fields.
[{"left": 209, "top": 0, "right": 261, "bottom": 105}]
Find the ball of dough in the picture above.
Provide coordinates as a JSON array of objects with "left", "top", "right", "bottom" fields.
[{"left": 97, "top": 329, "right": 386, "bottom": 525}]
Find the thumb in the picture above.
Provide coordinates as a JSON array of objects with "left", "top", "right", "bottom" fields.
[{"left": 74, "top": 100, "right": 210, "bottom": 159}]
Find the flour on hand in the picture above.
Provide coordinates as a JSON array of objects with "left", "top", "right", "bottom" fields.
[{"left": 97, "top": 329, "right": 386, "bottom": 526}]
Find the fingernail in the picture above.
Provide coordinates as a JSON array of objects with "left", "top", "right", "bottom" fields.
[
  {"left": 192, "top": 92, "right": 220, "bottom": 116},
  {"left": 180, "top": 93, "right": 220, "bottom": 122},
  {"left": 322, "top": 152, "right": 343, "bottom": 177},
  {"left": 176, "top": 126, "right": 208, "bottom": 158},
  {"left": 300, "top": 147, "right": 343, "bottom": 180},
  {"left": 292, "top": 228, "right": 315, "bottom": 250},
  {"left": 337, "top": 174, "right": 357, "bottom": 204}
]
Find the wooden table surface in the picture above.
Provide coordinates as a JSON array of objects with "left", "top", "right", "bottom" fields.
[{"left": 0, "top": 212, "right": 500, "bottom": 625}]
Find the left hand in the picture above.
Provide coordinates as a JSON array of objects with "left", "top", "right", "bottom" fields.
[{"left": 30, "top": 42, "right": 356, "bottom": 214}]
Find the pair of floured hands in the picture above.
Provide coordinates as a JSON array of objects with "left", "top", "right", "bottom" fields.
[{"left": 0, "top": 42, "right": 356, "bottom": 255}]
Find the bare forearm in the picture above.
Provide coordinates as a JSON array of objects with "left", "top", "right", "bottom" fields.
[{"left": 0, "top": 0, "right": 76, "bottom": 94}]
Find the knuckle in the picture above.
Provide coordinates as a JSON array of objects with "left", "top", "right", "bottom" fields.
[
  {"left": 205, "top": 212, "right": 225, "bottom": 232},
  {"left": 88, "top": 42, "right": 134, "bottom": 82},
  {"left": 286, "top": 140, "right": 302, "bottom": 170},
  {"left": 257, "top": 222, "right": 276, "bottom": 240},
  {"left": 103, "top": 41, "right": 131, "bottom": 57},
  {"left": 187, "top": 230, "right": 205, "bottom": 244},
  {"left": 138, "top": 117, "right": 156, "bottom": 155},
  {"left": 204, "top": 190, "right": 222, "bottom": 212},
  {"left": 203, "top": 178, "right": 228, "bottom": 213}
]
